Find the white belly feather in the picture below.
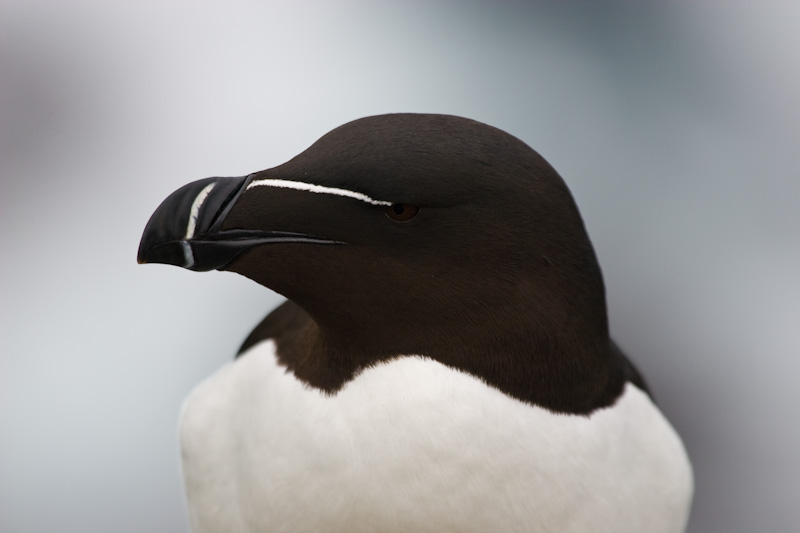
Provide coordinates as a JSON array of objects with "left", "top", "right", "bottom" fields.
[{"left": 180, "top": 341, "right": 692, "bottom": 533}]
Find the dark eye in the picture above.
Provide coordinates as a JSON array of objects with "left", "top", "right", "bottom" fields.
[{"left": 385, "top": 203, "right": 420, "bottom": 222}]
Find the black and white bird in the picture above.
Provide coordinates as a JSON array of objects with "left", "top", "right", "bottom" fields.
[{"left": 138, "top": 114, "right": 693, "bottom": 532}]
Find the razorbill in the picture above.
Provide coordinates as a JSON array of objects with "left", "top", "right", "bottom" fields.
[{"left": 138, "top": 113, "right": 693, "bottom": 532}]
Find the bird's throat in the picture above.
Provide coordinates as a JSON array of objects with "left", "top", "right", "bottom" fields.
[{"left": 238, "top": 300, "right": 628, "bottom": 414}]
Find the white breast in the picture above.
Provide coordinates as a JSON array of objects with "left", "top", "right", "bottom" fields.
[{"left": 180, "top": 341, "right": 693, "bottom": 533}]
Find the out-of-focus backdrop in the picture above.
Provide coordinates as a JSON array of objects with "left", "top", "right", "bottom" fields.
[{"left": 2, "top": 2, "right": 798, "bottom": 532}]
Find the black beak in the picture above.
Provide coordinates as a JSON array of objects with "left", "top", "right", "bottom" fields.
[{"left": 137, "top": 175, "right": 341, "bottom": 271}]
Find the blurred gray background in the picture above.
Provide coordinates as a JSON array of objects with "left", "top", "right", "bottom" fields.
[{"left": 2, "top": 1, "right": 798, "bottom": 532}]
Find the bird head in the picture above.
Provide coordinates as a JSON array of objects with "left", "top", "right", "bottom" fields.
[{"left": 139, "top": 114, "right": 612, "bottom": 409}]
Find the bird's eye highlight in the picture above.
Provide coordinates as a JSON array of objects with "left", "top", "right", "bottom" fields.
[{"left": 385, "top": 203, "right": 420, "bottom": 222}]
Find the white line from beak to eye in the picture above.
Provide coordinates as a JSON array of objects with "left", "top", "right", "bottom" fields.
[
  {"left": 185, "top": 182, "right": 217, "bottom": 240},
  {"left": 246, "top": 178, "right": 392, "bottom": 206}
]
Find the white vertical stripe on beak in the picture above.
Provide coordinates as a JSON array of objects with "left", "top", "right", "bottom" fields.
[
  {"left": 181, "top": 241, "right": 194, "bottom": 269},
  {"left": 185, "top": 182, "right": 217, "bottom": 240}
]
